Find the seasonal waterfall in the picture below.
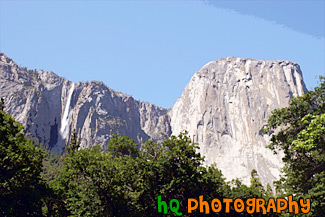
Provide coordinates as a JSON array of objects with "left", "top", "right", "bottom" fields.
[{"left": 60, "top": 83, "right": 75, "bottom": 141}]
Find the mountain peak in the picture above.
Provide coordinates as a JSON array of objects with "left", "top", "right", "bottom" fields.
[{"left": 0, "top": 52, "right": 16, "bottom": 66}]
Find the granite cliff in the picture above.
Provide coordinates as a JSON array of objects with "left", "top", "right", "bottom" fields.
[
  {"left": 0, "top": 53, "right": 306, "bottom": 187},
  {"left": 169, "top": 57, "right": 306, "bottom": 187},
  {"left": 0, "top": 53, "right": 170, "bottom": 153}
]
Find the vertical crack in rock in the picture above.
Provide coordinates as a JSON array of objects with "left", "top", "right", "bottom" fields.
[{"left": 49, "top": 118, "right": 58, "bottom": 148}]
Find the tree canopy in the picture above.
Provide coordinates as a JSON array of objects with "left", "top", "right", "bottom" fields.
[
  {"left": 0, "top": 98, "right": 49, "bottom": 216},
  {"left": 263, "top": 76, "right": 325, "bottom": 216}
]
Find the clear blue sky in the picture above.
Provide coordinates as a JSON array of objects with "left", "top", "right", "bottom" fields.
[{"left": 0, "top": 0, "right": 324, "bottom": 109}]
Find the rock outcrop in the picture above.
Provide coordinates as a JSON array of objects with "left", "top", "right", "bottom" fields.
[
  {"left": 0, "top": 53, "right": 306, "bottom": 187},
  {"left": 169, "top": 57, "right": 306, "bottom": 187},
  {"left": 0, "top": 53, "right": 170, "bottom": 153}
]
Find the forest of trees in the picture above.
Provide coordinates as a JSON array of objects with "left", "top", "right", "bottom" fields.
[{"left": 0, "top": 77, "right": 324, "bottom": 216}]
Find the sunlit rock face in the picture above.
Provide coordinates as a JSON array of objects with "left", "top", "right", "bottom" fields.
[
  {"left": 0, "top": 53, "right": 306, "bottom": 187},
  {"left": 0, "top": 52, "right": 170, "bottom": 153},
  {"left": 169, "top": 57, "right": 306, "bottom": 187}
]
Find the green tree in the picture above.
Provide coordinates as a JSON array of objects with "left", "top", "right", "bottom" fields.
[
  {"left": 41, "top": 148, "right": 63, "bottom": 182},
  {"left": 65, "top": 128, "right": 80, "bottom": 154},
  {"left": 52, "top": 145, "right": 124, "bottom": 216},
  {"left": 107, "top": 134, "right": 139, "bottom": 158},
  {"left": 52, "top": 135, "right": 142, "bottom": 216},
  {"left": 138, "top": 133, "right": 212, "bottom": 216},
  {"left": 263, "top": 76, "right": 325, "bottom": 216},
  {"left": 249, "top": 169, "right": 265, "bottom": 197},
  {"left": 53, "top": 132, "right": 278, "bottom": 216},
  {"left": 29, "top": 137, "right": 64, "bottom": 182},
  {"left": 53, "top": 133, "right": 232, "bottom": 216},
  {"left": 0, "top": 97, "right": 5, "bottom": 111},
  {"left": 0, "top": 99, "right": 49, "bottom": 216},
  {"left": 265, "top": 183, "right": 274, "bottom": 198}
]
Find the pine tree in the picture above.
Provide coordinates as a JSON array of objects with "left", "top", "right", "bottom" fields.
[
  {"left": 65, "top": 129, "right": 80, "bottom": 154},
  {"left": 0, "top": 97, "right": 5, "bottom": 111}
]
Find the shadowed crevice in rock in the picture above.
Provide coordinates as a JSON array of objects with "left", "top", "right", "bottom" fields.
[{"left": 49, "top": 118, "right": 58, "bottom": 148}]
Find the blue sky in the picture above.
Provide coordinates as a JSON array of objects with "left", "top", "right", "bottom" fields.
[{"left": 0, "top": 0, "right": 324, "bottom": 109}]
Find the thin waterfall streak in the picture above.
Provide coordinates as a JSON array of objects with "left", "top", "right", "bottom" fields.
[{"left": 60, "top": 83, "right": 75, "bottom": 140}]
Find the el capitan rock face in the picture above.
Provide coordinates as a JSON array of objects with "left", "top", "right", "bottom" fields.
[
  {"left": 169, "top": 57, "right": 306, "bottom": 187},
  {"left": 0, "top": 53, "right": 306, "bottom": 187}
]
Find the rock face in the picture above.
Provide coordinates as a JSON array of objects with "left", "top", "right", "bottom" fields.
[
  {"left": 0, "top": 53, "right": 170, "bottom": 153},
  {"left": 0, "top": 53, "right": 306, "bottom": 187},
  {"left": 169, "top": 57, "right": 306, "bottom": 187}
]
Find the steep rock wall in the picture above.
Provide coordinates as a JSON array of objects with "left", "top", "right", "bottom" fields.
[
  {"left": 0, "top": 53, "right": 169, "bottom": 153},
  {"left": 169, "top": 57, "right": 306, "bottom": 187}
]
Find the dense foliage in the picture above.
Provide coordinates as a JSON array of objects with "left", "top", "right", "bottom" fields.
[
  {"left": 0, "top": 104, "right": 274, "bottom": 216},
  {"left": 0, "top": 99, "right": 49, "bottom": 216},
  {"left": 263, "top": 76, "right": 325, "bottom": 216},
  {"left": 52, "top": 132, "right": 275, "bottom": 217}
]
